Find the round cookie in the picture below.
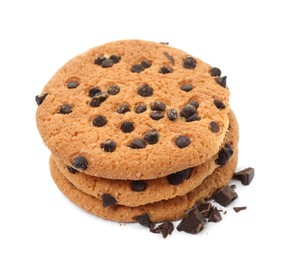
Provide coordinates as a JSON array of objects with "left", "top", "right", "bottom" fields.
[
  {"left": 37, "top": 40, "right": 230, "bottom": 180},
  {"left": 52, "top": 110, "right": 238, "bottom": 207},
  {"left": 50, "top": 142, "right": 238, "bottom": 222}
]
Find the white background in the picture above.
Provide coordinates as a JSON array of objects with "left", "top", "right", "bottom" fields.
[{"left": 0, "top": 0, "right": 281, "bottom": 259}]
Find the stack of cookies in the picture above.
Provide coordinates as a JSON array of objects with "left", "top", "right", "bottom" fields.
[{"left": 36, "top": 40, "right": 239, "bottom": 223}]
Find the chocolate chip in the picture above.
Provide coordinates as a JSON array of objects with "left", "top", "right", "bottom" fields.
[
  {"left": 166, "top": 168, "right": 192, "bottom": 185},
  {"left": 144, "top": 129, "right": 159, "bottom": 144},
  {"left": 134, "top": 213, "right": 152, "bottom": 228},
  {"left": 59, "top": 104, "right": 72, "bottom": 114},
  {"left": 131, "top": 64, "right": 144, "bottom": 73},
  {"left": 101, "top": 58, "right": 114, "bottom": 68},
  {"left": 215, "top": 76, "right": 227, "bottom": 87},
  {"left": 128, "top": 138, "right": 147, "bottom": 149},
  {"left": 214, "top": 99, "right": 226, "bottom": 109},
  {"left": 67, "top": 165, "right": 78, "bottom": 174},
  {"left": 101, "top": 140, "right": 116, "bottom": 152},
  {"left": 88, "top": 87, "right": 101, "bottom": 97},
  {"left": 209, "top": 121, "right": 220, "bottom": 133},
  {"left": 137, "top": 84, "right": 153, "bottom": 97},
  {"left": 92, "top": 115, "right": 107, "bottom": 127},
  {"left": 177, "top": 208, "right": 206, "bottom": 234},
  {"left": 180, "top": 84, "right": 193, "bottom": 92},
  {"left": 189, "top": 100, "right": 199, "bottom": 109},
  {"left": 215, "top": 144, "right": 233, "bottom": 166},
  {"left": 212, "top": 185, "right": 238, "bottom": 207},
  {"left": 131, "top": 180, "right": 147, "bottom": 192},
  {"left": 150, "top": 111, "right": 164, "bottom": 120},
  {"left": 208, "top": 207, "right": 222, "bottom": 222},
  {"left": 197, "top": 203, "right": 213, "bottom": 218},
  {"left": 107, "top": 85, "right": 120, "bottom": 95},
  {"left": 102, "top": 194, "right": 117, "bottom": 207},
  {"left": 183, "top": 57, "right": 197, "bottom": 69},
  {"left": 135, "top": 103, "right": 147, "bottom": 114},
  {"left": 167, "top": 109, "right": 178, "bottom": 121},
  {"left": 186, "top": 113, "right": 201, "bottom": 122},
  {"left": 233, "top": 167, "right": 255, "bottom": 186},
  {"left": 35, "top": 93, "right": 48, "bottom": 105},
  {"left": 120, "top": 121, "right": 134, "bottom": 133},
  {"left": 72, "top": 156, "right": 88, "bottom": 171},
  {"left": 94, "top": 56, "right": 106, "bottom": 65},
  {"left": 90, "top": 92, "right": 108, "bottom": 107},
  {"left": 158, "top": 221, "right": 174, "bottom": 238},
  {"left": 116, "top": 104, "right": 130, "bottom": 114},
  {"left": 180, "top": 104, "right": 197, "bottom": 119},
  {"left": 150, "top": 100, "right": 166, "bottom": 111},
  {"left": 109, "top": 55, "right": 121, "bottom": 64},
  {"left": 210, "top": 67, "right": 221, "bottom": 77},
  {"left": 66, "top": 80, "right": 79, "bottom": 89},
  {"left": 175, "top": 136, "right": 191, "bottom": 148},
  {"left": 140, "top": 60, "right": 152, "bottom": 69},
  {"left": 159, "top": 66, "right": 173, "bottom": 74},
  {"left": 163, "top": 52, "right": 175, "bottom": 64},
  {"left": 233, "top": 206, "right": 247, "bottom": 213}
]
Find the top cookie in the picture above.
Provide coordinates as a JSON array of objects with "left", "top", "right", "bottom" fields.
[{"left": 36, "top": 40, "right": 230, "bottom": 180}]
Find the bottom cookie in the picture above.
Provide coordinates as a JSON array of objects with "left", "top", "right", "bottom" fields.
[{"left": 50, "top": 146, "right": 238, "bottom": 223}]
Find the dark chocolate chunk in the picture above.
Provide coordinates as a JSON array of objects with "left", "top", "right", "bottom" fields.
[
  {"left": 233, "top": 167, "right": 255, "bottom": 186},
  {"left": 149, "top": 226, "right": 161, "bottom": 234},
  {"left": 135, "top": 103, "right": 147, "bottom": 114},
  {"left": 183, "top": 57, "right": 197, "bottom": 69},
  {"left": 116, "top": 104, "right": 130, "bottom": 114},
  {"left": 166, "top": 168, "right": 192, "bottom": 185},
  {"left": 175, "top": 136, "right": 191, "bottom": 148},
  {"left": 128, "top": 138, "right": 147, "bottom": 149},
  {"left": 131, "top": 180, "right": 147, "bottom": 192},
  {"left": 101, "top": 58, "right": 114, "bottom": 68},
  {"left": 134, "top": 213, "right": 152, "bottom": 228},
  {"left": 167, "top": 109, "right": 178, "bottom": 121},
  {"left": 215, "top": 76, "right": 227, "bottom": 87},
  {"left": 140, "top": 60, "right": 152, "bottom": 69},
  {"left": 150, "top": 100, "right": 166, "bottom": 111},
  {"left": 186, "top": 113, "right": 201, "bottom": 122},
  {"left": 210, "top": 67, "right": 221, "bottom": 77},
  {"left": 150, "top": 111, "right": 164, "bottom": 120},
  {"left": 208, "top": 207, "right": 222, "bottom": 222},
  {"left": 197, "top": 203, "right": 213, "bottom": 218},
  {"left": 88, "top": 87, "right": 101, "bottom": 97},
  {"left": 180, "top": 104, "right": 197, "bottom": 119},
  {"left": 94, "top": 56, "right": 106, "bottom": 65},
  {"left": 107, "top": 85, "right": 120, "bottom": 95},
  {"left": 177, "top": 208, "right": 206, "bottom": 234},
  {"left": 159, "top": 66, "right": 173, "bottom": 74},
  {"left": 72, "top": 156, "right": 88, "bottom": 171},
  {"left": 120, "top": 121, "right": 134, "bottom": 133},
  {"left": 160, "top": 42, "right": 169, "bottom": 45},
  {"left": 137, "top": 84, "right": 153, "bottom": 97},
  {"left": 231, "top": 184, "right": 237, "bottom": 189},
  {"left": 163, "top": 51, "right": 175, "bottom": 64},
  {"left": 101, "top": 140, "right": 116, "bottom": 152},
  {"left": 215, "top": 144, "right": 233, "bottom": 166},
  {"left": 233, "top": 206, "right": 247, "bottom": 213},
  {"left": 67, "top": 165, "right": 78, "bottom": 174},
  {"left": 109, "top": 55, "right": 121, "bottom": 64},
  {"left": 131, "top": 64, "right": 144, "bottom": 73},
  {"left": 214, "top": 99, "right": 226, "bottom": 109},
  {"left": 180, "top": 84, "right": 193, "bottom": 92},
  {"left": 144, "top": 129, "right": 159, "bottom": 144},
  {"left": 90, "top": 92, "right": 108, "bottom": 107},
  {"left": 66, "top": 80, "right": 79, "bottom": 89},
  {"left": 212, "top": 185, "right": 238, "bottom": 207},
  {"left": 59, "top": 104, "right": 73, "bottom": 114},
  {"left": 92, "top": 115, "right": 107, "bottom": 127},
  {"left": 35, "top": 93, "right": 48, "bottom": 105},
  {"left": 102, "top": 193, "right": 117, "bottom": 207},
  {"left": 189, "top": 100, "right": 199, "bottom": 109},
  {"left": 158, "top": 221, "right": 174, "bottom": 238},
  {"left": 209, "top": 121, "right": 220, "bottom": 133}
]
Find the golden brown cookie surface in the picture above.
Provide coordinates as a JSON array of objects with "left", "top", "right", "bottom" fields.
[{"left": 37, "top": 40, "right": 230, "bottom": 179}]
